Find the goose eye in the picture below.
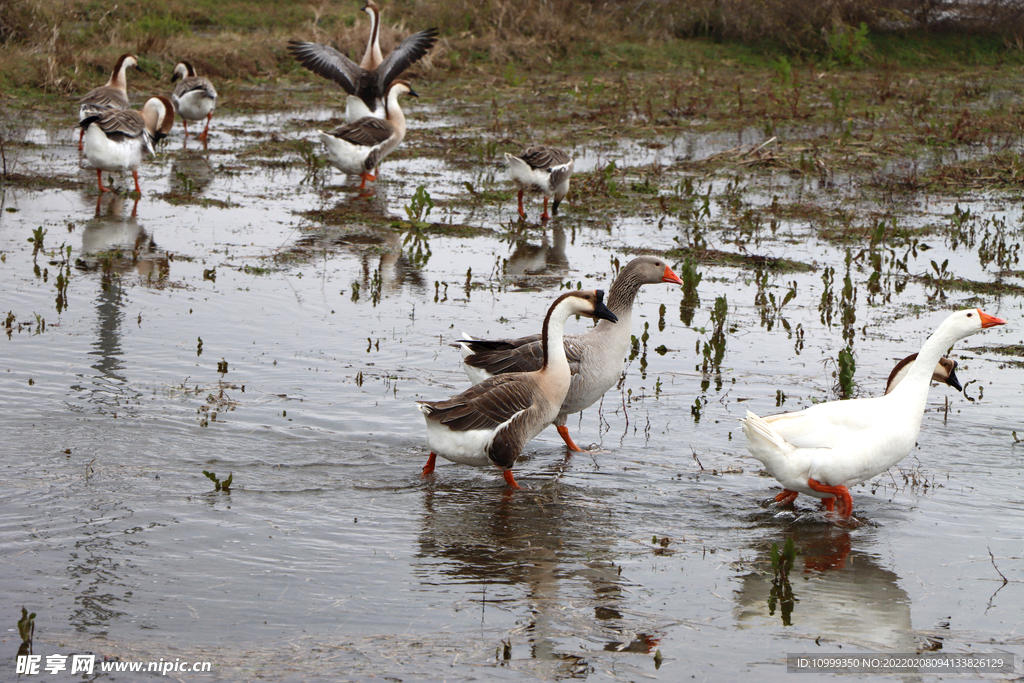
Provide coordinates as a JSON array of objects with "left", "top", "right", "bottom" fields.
[{"left": 967, "top": 312, "right": 973, "bottom": 317}]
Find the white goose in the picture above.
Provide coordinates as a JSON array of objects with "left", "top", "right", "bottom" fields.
[
  {"left": 418, "top": 290, "right": 618, "bottom": 489},
  {"left": 287, "top": 1, "right": 437, "bottom": 122},
  {"left": 317, "top": 80, "right": 415, "bottom": 188},
  {"left": 77, "top": 54, "right": 139, "bottom": 151},
  {"left": 455, "top": 256, "right": 682, "bottom": 451},
  {"left": 82, "top": 96, "right": 175, "bottom": 194},
  {"left": 170, "top": 61, "right": 218, "bottom": 142},
  {"left": 742, "top": 308, "right": 1005, "bottom": 518},
  {"left": 773, "top": 353, "right": 961, "bottom": 510},
  {"left": 506, "top": 147, "right": 574, "bottom": 222}
]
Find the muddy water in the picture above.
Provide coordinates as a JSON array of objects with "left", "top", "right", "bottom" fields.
[{"left": 1, "top": 104, "right": 1022, "bottom": 681}]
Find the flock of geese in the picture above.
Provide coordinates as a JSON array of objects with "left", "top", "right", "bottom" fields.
[
  {"left": 75, "top": 0, "right": 572, "bottom": 220},
  {"left": 71, "top": 3, "right": 1008, "bottom": 520}
]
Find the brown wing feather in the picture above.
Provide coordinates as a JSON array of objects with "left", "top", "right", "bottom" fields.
[
  {"left": 519, "top": 146, "right": 571, "bottom": 171},
  {"left": 89, "top": 109, "right": 145, "bottom": 139},
  {"left": 373, "top": 28, "right": 438, "bottom": 93},
  {"left": 287, "top": 40, "right": 366, "bottom": 95},
  {"left": 327, "top": 117, "right": 394, "bottom": 148},
  {"left": 487, "top": 410, "right": 533, "bottom": 469},
  {"left": 173, "top": 76, "right": 217, "bottom": 100},
  {"left": 420, "top": 374, "right": 538, "bottom": 432},
  {"left": 79, "top": 85, "right": 130, "bottom": 111},
  {"left": 463, "top": 333, "right": 584, "bottom": 376}
]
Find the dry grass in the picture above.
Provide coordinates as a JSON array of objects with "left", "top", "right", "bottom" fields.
[{"left": 2, "top": 0, "right": 1024, "bottom": 98}]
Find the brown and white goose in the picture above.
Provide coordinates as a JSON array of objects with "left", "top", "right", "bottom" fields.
[
  {"left": 419, "top": 290, "right": 618, "bottom": 489},
  {"left": 77, "top": 54, "right": 139, "bottom": 151},
  {"left": 772, "top": 353, "right": 962, "bottom": 510},
  {"left": 506, "top": 146, "right": 574, "bottom": 222},
  {"left": 170, "top": 61, "right": 218, "bottom": 142},
  {"left": 456, "top": 256, "right": 683, "bottom": 451},
  {"left": 317, "top": 80, "right": 415, "bottom": 188},
  {"left": 287, "top": 1, "right": 437, "bottom": 122},
  {"left": 82, "top": 96, "right": 175, "bottom": 194}
]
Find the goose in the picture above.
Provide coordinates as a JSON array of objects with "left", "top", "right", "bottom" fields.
[
  {"left": 741, "top": 308, "right": 1005, "bottom": 518},
  {"left": 82, "top": 96, "right": 175, "bottom": 194},
  {"left": 884, "top": 353, "right": 960, "bottom": 396},
  {"left": 418, "top": 290, "right": 618, "bottom": 489},
  {"left": 773, "top": 353, "right": 961, "bottom": 509},
  {"left": 455, "top": 256, "right": 683, "bottom": 451},
  {"left": 317, "top": 80, "right": 415, "bottom": 188},
  {"left": 287, "top": 1, "right": 437, "bottom": 123},
  {"left": 77, "top": 54, "right": 139, "bottom": 151},
  {"left": 170, "top": 61, "right": 218, "bottom": 142},
  {"left": 505, "top": 147, "right": 574, "bottom": 222}
]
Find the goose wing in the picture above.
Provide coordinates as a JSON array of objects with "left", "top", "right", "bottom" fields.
[
  {"left": 420, "top": 374, "right": 536, "bottom": 432},
  {"left": 79, "top": 85, "right": 129, "bottom": 111},
  {"left": 460, "top": 333, "right": 585, "bottom": 376},
  {"left": 174, "top": 76, "right": 217, "bottom": 100},
  {"left": 519, "top": 146, "right": 571, "bottom": 171},
  {"left": 287, "top": 40, "right": 365, "bottom": 95},
  {"left": 374, "top": 28, "right": 438, "bottom": 92},
  {"left": 761, "top": 398, "right": 881, "bottom": 451},
  {"left": 85, "top": 109, "right": 146, "bottom": 140},
  {"left": 327, "top": 116, "right": 394, "bottom": 147}
]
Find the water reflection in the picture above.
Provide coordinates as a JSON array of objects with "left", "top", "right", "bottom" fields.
[
  {"left": 294, "top": 192, "right": 429, "bottom": 300},
  {"left": 170, "top": 151, "right": 215, "bottom": 194},
  {"left": 734, "top": 525, "right": 917, "bottom": 650},
  {"left": 72, "top": 193, "right": 165, "bottom": 405},
  {"left": 504, "top": 227, "right": 569, "bottom": 283},
  {"left": 416, "top": 483, "right": 659, "bottom": 671}
]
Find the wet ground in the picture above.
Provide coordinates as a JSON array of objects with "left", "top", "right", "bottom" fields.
[{"left": 1, "top": 96, "right": 1023, "bottom": 681}]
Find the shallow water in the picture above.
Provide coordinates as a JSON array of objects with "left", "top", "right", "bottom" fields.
[{"left": 1, "top": 103, "right": 1022, "bottom": 681}]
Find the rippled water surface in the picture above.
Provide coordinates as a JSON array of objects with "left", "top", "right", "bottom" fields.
[{"left": 1, "top": 103, "right": 1023, "bottom": 681}]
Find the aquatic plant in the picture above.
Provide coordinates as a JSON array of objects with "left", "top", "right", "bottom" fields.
[
  {"left": 17, "top": 607, "right": 35, "bottom": 655},
  {"left": 202, "top": 470, "right": 232, "bottom": 491},
  {"left": 768, "top": 538, "right": 796, "bottom": 626}
]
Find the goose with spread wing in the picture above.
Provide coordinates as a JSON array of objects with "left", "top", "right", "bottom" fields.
[{"left": 287, "top": 1, "right": 436, "bottom": 122}]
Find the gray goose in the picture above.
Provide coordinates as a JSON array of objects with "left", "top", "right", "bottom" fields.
[
  {"left": 77, "top": 54, "right": 139, "bottom": 151},
  {"left": 505, "top": 146, "right": 574, "bottom": 222},
  {"left": 419, "top": 290, "right": 618, "bottom": 489},
  {"left": 317, "top": 80, "right": 416, "bottom": 187},
  {"left": 287, "top": 1, "right": 437, "bottom": 122},
  {"left": 456, "top": 256, "right": 683, "bottom": 452},
  {"left": 81, "top": 96, "right": 175, "bottom": 194},
  {"left": 170, "top": 61, "right": 218, "bottom": 142},
  {"left": 772, "top": 353, "right": 962, "bottom": 510}
]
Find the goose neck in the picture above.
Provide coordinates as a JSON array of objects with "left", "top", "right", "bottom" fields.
[
  {"left": 361, "top": 6, "right": 383, "bottom": 69},
  {"left": 385, "top": 91, "right": 407, "bottom": 136},
  {"left": 894, "top": 323, "right": 961, "bottom": 392},
  {"left": 540, "top": 298, "right": 574, "bottom": 372},
  {"left": 606, "top": 269, "right": 644, "bottom": 316}
]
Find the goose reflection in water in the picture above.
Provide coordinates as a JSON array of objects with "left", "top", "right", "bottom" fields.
[
  {"left": 415, "top": 483, "right": 660, "bottom": 673},
  {"left": 503, "top": 227, "right": 569, "bottom": 284},
  {"left": 169, "top": 151, "right": 215, "bottom": 195},
  {"left": 292, "top": 191, "right": 427, "bottom": 297},
  {"left": 734, "top": 526, "right": 925, "bottom": 651},
  {"left": 74, "top": 193, "right": 167, "bottom": 404}
]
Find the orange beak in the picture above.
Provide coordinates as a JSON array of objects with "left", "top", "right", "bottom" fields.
[
  {"left": 662, "top": 265, "right": 683, "bottom": 285},
  {"left": 978, "top": 309, "right": 1006, "bottom": 328}
]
